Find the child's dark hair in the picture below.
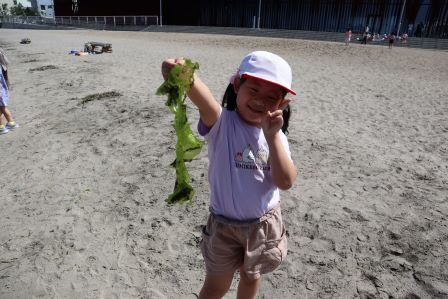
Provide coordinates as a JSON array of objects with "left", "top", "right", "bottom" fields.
[{"left": 221, "top": 80, "right": 291, "bottom": 134}]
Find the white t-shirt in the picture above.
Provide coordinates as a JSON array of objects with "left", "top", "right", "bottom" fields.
[{"left": 198, "top": 108, "right": 292, "bottom": 220}]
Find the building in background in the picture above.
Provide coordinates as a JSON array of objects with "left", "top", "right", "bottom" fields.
[
  {"left": 53, "top": 0, "right": 196, "bottom": 25},
  {"left": 48, "top": 0, "right": 448, "bottom": 38},
  {"left": 30, "top": 0, "right": 54, "bottom": 17}
]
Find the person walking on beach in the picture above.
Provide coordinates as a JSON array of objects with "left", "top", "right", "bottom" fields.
[
  {"left": 388, "top": 33, "right": 396, "bottom": 49},
  {"left": 361, "top": 25, "right": 370, "bottom": 45},
  {"left": 161, "top": 51, "right": 297, "bottom": 299},
  {"left": 0, "top": 49, "right": 19, "bottom": 135},
  {"left": 345, "top": 28, "right": 352, "bottom": 45}
]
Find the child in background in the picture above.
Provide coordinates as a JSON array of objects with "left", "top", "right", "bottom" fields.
[
  {"left": 0, "top": 49, "right": 19, "bottom": 135},
  {"left": 389, "top": 33, "right": 396, "bottom": 49},
  {"left": 345, "top": 28, "right": 352, "bottom": 45},
  {"left": 161, "top": 51, "right": 297, "bottom": 299}
]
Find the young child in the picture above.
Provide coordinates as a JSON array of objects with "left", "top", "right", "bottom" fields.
[
  {"left": 161, "top": 51, "right": 297, "bottom": 299},
  {"left": 0, "top": 49, "right": 19, "bottom": 135}
]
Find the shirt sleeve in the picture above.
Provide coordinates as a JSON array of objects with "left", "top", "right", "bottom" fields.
[{"left": 197, "top": 106, "right": 223, "bottom": 138}]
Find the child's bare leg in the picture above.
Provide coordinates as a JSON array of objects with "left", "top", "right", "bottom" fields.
[
  {"left": 199, "top": 271, "right": 234, "bottom": 299},
  {"left": 236, "top": 268, "right": 261, "bottom": 299},
  {"left": 0, "top": 107, "right": 13, "bottom": 123}
]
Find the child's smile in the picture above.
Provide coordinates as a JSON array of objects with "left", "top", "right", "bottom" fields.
[{"left": 235, "top": 77, "right": 285, "bottom": 126}]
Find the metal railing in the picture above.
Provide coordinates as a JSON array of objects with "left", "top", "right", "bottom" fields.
[
  {"left": 55, "top": 15, "right": 159, "bottom": 26},
  {"left": 0, "top": 15, "right": 55, "bottom": 25},
  {"left": 0, "top": 15, "right": 159, "bottom": 27}
]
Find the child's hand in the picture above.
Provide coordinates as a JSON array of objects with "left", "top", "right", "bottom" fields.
[
  {"left": 262, "top": 99, "right": 290, "bottom": 138},
  {"left": 161, "top": 57, "right": 185, "bottom": 80}
]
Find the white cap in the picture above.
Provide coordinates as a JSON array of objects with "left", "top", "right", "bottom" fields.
[{"left": 238, "top": 51, "right": 296, "bottom": 95}]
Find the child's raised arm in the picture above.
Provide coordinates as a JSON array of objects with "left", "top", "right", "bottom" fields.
[
  {"left": 161, "top": 58, "right": 221, "bottom": 129},
  {"left": 263, "top": 102, "right": 297, "bottom": 190}
]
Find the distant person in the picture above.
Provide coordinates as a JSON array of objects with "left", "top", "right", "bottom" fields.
[
  {"left": 161, "top": 51, "right": 297, "bottom": 299},
  {"left": 388, "top": 33, "right": 396, "bottom": 49},
  {"left": 401, "top": 33, "right": 408, "bottom": 44},
  {"left": 361, "top": 32, "right": 368, "bottom": 44},
  {"left": 372, "top": 33, "right": 380, "bottom": 42},
  {"left": 345, "top": 28, "right": 352, "bottom": 45},
  {"left": 0, "top": 49, "right": 19, "bottom": 135}
]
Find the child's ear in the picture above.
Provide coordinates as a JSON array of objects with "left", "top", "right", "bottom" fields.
[{"left": 233, "top": 76, "right": 241, "bottom": 93}]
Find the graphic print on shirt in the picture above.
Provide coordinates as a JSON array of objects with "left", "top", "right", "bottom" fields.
[{"left": 235, "top": 144, "right": 271, "bottom": 171}]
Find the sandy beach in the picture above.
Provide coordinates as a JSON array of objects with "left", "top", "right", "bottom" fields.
[{"left": 0, "top": 28, "right": 447, "bottom": 298}]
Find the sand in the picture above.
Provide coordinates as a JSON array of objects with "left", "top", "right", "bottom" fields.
[{"left": 0, "top": 28, "right": 447, "bottom": 299}]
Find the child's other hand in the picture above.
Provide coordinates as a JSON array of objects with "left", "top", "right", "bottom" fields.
[
  {"left": 262, "top": 99, "right": 290, "bottom": 138},
  {"left": 161, "top": 57, "right": 185, "bottom": 80}
]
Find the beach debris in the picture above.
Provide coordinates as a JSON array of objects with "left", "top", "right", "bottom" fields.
[
  {"left": 68, "top": 49, "right": 91, "bottom": 56},
  {"left": 22, "top": 58, "right": 39, "bottom": 63},
  {"left": 156, "top": 59, "right": 204, "bottom": 204},
  {"left": 29, "top": 65, "right": 58, "bottom": 72},
  {"left": 69, "top": 49, "right": 80, "bottom": 55},
  {"left": 76, "top": 91, "right": 122, "bottom": 105},
  {"left": 84, "top": 42, "right": 113, "bottom": 54},
  {"left": 20, "top": 38, "right": 31, "bottom": 44}
]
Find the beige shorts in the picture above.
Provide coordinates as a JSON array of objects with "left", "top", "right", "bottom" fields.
[{"left": 200, "top": 205, "right": 287, "bottom": 280}]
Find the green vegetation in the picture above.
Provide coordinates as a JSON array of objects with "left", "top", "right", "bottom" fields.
[
  {"left": 156, "top": 59, "right": 204, "bottom": 204},
  {"left": 1, "top": 3, "right": 39, "bottom": 16}
]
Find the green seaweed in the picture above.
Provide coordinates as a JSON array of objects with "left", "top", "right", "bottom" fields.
[{"left": 156, "top": 59, "right": 204, "bottom": 204}]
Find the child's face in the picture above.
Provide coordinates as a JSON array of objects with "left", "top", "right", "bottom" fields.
[{"left": 235, "top": 77, "right": 285, "bottom": 127}]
